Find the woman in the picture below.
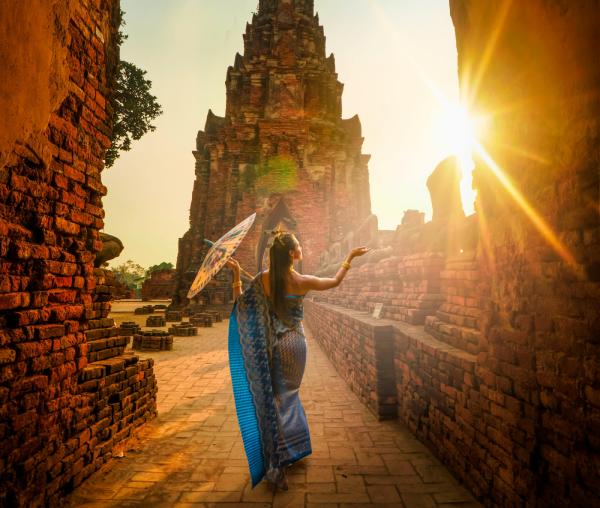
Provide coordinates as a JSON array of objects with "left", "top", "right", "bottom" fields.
[{"left": 226, "top": 228, "right": 370, "bottom": 490}]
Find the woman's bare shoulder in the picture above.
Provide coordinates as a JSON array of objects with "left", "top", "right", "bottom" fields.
[
  {"left": 261, "top": 271, "right": 270, "bottom": 290},
  {"left": 293, "top": 272, "right": 319, "bottom": 288}
]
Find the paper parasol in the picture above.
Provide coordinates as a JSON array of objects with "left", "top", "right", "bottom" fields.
[{"left": 187, "top": 213, "right": 256, "bottom": 299}]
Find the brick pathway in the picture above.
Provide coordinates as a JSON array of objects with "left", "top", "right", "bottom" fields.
[{"left": 63, "top": 319, "right": 482, "bottom": 508}]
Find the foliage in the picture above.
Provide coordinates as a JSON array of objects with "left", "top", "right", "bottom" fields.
[
  {"left": 105, "top": 11, "right": 163, "bottom": 168},
  {"left": 118, "top": 9, "right": 128, "bottom": 45},
  {"left": 146, "top": 262, "right": 175, "bottom": 277},
  {"left": 111, "top": 259, "right": 146, "bottom": 278}
]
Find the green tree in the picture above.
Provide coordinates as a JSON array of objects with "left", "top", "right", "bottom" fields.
[
  {"left": 146, "top": 262, "right": 175, "bottom": 277},
  {"left": 105, "top": 11, "right": 163, "bottom": 168},
  {"left": 112, "top": 259, "right": 146, "bottom": 278}
]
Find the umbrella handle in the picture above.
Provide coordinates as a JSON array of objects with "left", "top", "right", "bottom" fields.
[{"left": 239, "top": 268, "right": 255, "bottom": 280}]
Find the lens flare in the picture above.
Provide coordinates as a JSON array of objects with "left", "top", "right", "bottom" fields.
[
  {"left": 373, "top": 0, "right": 575, "bottom": 266},
  {"left": 463, "top": 0, "right": 515, "bottom": 111},
  {"left": 471, "top": 139, "right": 575, "bottom": 265}
]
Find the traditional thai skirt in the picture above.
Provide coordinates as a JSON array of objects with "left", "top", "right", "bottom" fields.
[
  {"left": 229, "top": 274, "right": 312, "bottom": 488},
  {"left": 271, "top": 325, "right": 311, "bottom": 467}
]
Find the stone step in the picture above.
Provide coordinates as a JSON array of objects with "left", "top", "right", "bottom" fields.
[
  {"left": 445, "top": 295, "right": 481, "bottom": 308},
  {"left": 390, "top": 299, "right": 442, "bottom": 310},
  {"left": 436, "top": 310, "right": 478, "bottom": 330},
  {"left": 383, "top": 308, "right": 433, "bottom": 325},
  {"left": 87, "top": 336, "right": 131, "bottom": 362},
  {"left": 87, "top": 336, "right": 130, "bottom": 352},
  {"left": 425, "top": 318, "right": 481, "bottom": 356},
  {"left": 425, "top": 317, "right": 481, "bottom": 343}
]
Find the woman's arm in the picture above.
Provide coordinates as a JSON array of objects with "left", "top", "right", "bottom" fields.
[
  {"left": 299, "top": 247, "right": 371, "bottom": 292},
  {"left": 226, "top": 259, "right": 243, "bottom": 299}
]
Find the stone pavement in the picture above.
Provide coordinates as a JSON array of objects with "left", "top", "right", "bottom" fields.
[{"left": 63, "top": 319, "right": 482, "bottom": 508}]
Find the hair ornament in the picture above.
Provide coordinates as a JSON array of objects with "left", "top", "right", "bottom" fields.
[{"left": 272, "top": 224, "right": 286, "bottom": 245}]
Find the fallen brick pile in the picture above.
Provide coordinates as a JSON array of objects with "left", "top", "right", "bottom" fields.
[
  {"left": 118, "top": 322, "right": 140, "bottom": 337},
  {"left": 207, "top": 311, "right": 222, "bottom": 323},
  {"left": 145, "top": 315, "right": 166, "bottom": 328},
  {"left": 168, "top": 323, "right": 198, "bottom": 337},
  {"left": 134, "top": 306, "right": 154, "bottom": 315},
  {"left": 132, "top": 331, "right": 173, "bottom": 352},
  {"left": 165, "top": 311, "right": 182, "bottom": 322},
  {"left": 190, "top": 314, "right": 213, "bottom": 328},
  {"left": 304, "top": 300, "right": 396, "bottom": 420}
]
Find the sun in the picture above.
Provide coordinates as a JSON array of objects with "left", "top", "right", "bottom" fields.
[{"left": 436, "top": 104, "right": 477, "bottom": 173}]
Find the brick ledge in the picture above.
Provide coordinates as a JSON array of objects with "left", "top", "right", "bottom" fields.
[{"left": 308, "top": 299, "right": 477, "bottom": 365}]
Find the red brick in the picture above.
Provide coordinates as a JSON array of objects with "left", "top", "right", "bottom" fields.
[{"left": 0, "top": 293, "right": 24, "bottom": 310}]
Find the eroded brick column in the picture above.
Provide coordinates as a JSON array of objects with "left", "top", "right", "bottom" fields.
[{"left": 0, "top": 1, "right": 158, "bottom": 506}]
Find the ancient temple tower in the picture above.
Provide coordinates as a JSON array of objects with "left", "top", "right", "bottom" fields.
[{"left": 171, "top": 0, "right": 372, "bottom": 308}]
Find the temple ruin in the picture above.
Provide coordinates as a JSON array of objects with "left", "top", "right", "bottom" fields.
[
  {"left": 141, "top": 268, "right": 175, "bottom": 301},
  {"left": 170, "top": 0, "right": 372, "bottom": 312},
  {"left": 0, "top": 0, "right": 599, "bottom": 506}
]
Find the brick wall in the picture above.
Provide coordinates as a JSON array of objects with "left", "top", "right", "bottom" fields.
[
  {"left": 0, "top": 1, "right": 158, "bottom": 506},
  {"left": 304, "top": 300, "right": 396, "bottom": 419},
  {"left": 315, "top": 253, "right": 448, "bottom": 326},
  {"left": 450, "top": 1, "right": 600, "bottom": 506}
]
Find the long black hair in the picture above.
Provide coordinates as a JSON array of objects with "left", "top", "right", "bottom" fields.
[{"left": 269, "top": 232, "right": 297, "bottom": 320}]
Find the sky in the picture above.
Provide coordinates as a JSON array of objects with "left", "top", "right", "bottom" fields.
[{"left": 104, "top": 0, "right": 476, "bottom": 269}]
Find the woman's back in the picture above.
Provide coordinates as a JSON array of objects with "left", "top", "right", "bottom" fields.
[
  {"left": 260, "top": 270, "right": 308, "bottom": 297},
  {"left": 261, "top": 270, "right": 307, "bottom": 298}
]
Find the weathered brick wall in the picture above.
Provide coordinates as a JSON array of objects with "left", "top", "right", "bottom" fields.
[
  {"left": 450, "top": 1, "right": 600, "bottom": 506},
  {"left": 304, "top": 300, "right": 396, "bottom": 419},
  {"left": 0, "top": 1, "right": 158, "bottom": 506},
  {"left": 315, "top": 253, "right": 448, "bottom": 326},
  {"left": 393, "top": 323, "right": 483, "bottom": 498},
  {"left": 425, "top": 251, "right": 483, "bottom": 356}
]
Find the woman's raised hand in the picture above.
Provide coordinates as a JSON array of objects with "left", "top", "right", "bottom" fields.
[
  {"left": 226, "top": 258, "right": 241, "bottom": 273},
  {"left": 350, "top": 247, "right": 372, "bottom": 259}
]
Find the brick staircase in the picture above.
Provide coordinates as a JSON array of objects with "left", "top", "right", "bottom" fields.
[
  {"left": 423, "top": 251, "right": 484, "bottom": 356},
  {"left": 376, "top": 253, "right": 447, "bottom": 325}
]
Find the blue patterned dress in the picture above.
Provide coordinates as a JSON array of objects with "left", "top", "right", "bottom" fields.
[{"left": 229, "top": 273, "right": 312, "bottom": 488}]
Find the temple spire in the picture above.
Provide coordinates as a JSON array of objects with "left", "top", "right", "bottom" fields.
[{"left": 258, "top": 0, "right": 314, "bottom": 17}]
